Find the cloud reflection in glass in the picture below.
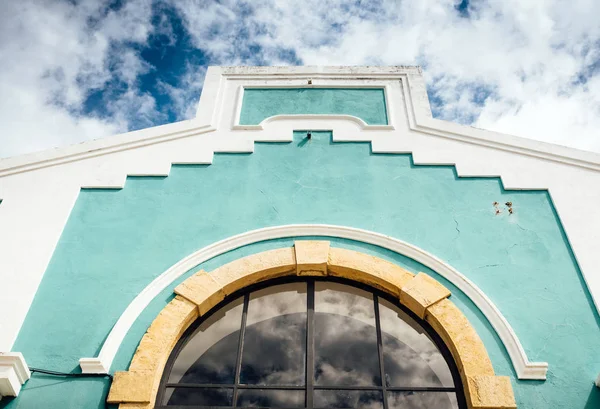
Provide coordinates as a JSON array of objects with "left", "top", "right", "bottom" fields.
[
  {"left": 241, "top": 283, "right": 307, "bottom": 385},
  {"left": 162, "top": 279, "right": 460, "bottom": 408},
  {"left": 314, "top": 282, "right": 381, "bottom": 387}
]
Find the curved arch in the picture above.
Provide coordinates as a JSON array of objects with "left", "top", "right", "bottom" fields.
[
  {"left": 233, "top": 113, "right": 394, "bottom": 132},
  {"left": 79, "top": 225, "right": 547, "bottom": 381},
  {"left": 158, "top": 275, "right": 469, "bottom": 408},
  {"left": 106, "top": 242, "right": 517, "bottom": 409}
]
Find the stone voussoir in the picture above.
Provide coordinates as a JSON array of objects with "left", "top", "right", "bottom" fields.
[
  {"left": 146, "top": 295, "right": 198, "bottom": 337},
  {"left": 426, "top": 299, "right": 495, "bottom": 379},
  {"left": 400, "top": 272, "right": 451, "bottom": 319},
  {"left": 209, "top": 247, "right": 297, "bottom": 295},
  {"left": 107, "top": 370, "right": 154, "bottom": 404},
  {"left": 467, "top": 375, "right": 517, "bottom": 409},
  {"left": 295, "top": 240, "right": 330, "bottom": 276},
  {"left": 174, "top": 271, "right": 226, "bottom": 315},
  {"left": 119, "top": 404, "right": 152, "bottom": 409},
  {"left": 327, "top": 247, "right": 414, "bottom": 297},
  {"left": 129, "top": 298, "right": 197, "bottom": 372}
]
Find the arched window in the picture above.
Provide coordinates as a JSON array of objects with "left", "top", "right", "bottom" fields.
[{"left": 156, "top": 277, "right": 466, "bottom": 409}]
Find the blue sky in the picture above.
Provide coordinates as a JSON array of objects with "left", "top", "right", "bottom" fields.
[{"left": 1, "top": 0, "right": 599, "bottom": 158}]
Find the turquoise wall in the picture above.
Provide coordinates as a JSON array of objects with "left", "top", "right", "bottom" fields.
[
  {"left": 2, "top": 89, "right": 599, "bottom": 409},
  {"left": 239, "top": 88, "right": 388, "bottom": 125}
]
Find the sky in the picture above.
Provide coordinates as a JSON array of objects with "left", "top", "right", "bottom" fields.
[{"left": 1, "top": 0, "right": 599, "bottom": 158}]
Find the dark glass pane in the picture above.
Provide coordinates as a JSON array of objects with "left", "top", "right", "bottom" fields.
[
  {"left": 387, "top": 391, "right": 458, "bottom": 409},
  {"left": 379, "top": 299, "right": 453, "bottom": 387},
  {"left": 168, "top": 296, "right": 243, "bottom": 384},
  {"left": 314, "top": 282, "right": 380, "bottom": 386},
  {"left": 241, "top": 283, "right": 307, "bottom": 385},
  {"left": 314, "top": 390, "right": 383, "bottom": 408},
  {"left": 164, "top": 387, "right": 233, "bottom": 406},
  {"left": 236, "top": 389, "right": 305, "bottom": 407}
]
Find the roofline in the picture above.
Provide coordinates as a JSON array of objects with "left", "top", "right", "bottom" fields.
[{"left": 1, "top": 65, "right": 600, "bottom": 177}]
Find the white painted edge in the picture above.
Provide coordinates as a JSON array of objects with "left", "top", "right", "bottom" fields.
[
  {"left": 78, "top": 358, "right": 109, "bottom": 374},
  {"left": 0, "top": 369, "right": 19, "bottom": 399},
  {"left": 398, "top": 80, "right": 600, "bottom": 171},
  {"left": 232, "top": 114, "right": 395, "bottom": 131},
  {"left": 218, "top": 65, "right": 424, "bottom": 76},
  {"left": 0, "top": 352, "right": 30, "bottom": 397},
  {"left": 79, "top": 224, "right": 548, "bottom": 380},
  {"left": 0, "top": 124, "right": 215, "bottom": 178},
  {"left": 596, "top": 373, "right": 600, "bottom": 388}
]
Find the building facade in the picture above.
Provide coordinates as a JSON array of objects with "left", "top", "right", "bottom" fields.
[{"left": 0, "top": 66, "right": 599, "bottom": 408}]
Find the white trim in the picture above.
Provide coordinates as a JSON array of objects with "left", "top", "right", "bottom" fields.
[
  {"left": 0, "top": 352, "right": 30, "bottom": 397},
  {"left": 232, "top": 84, "right": 245, "bottom": 129},
  {"left": 78, "top": 358, "right": 108, "bottom": 374},
  {"left": 0, "top": 369, "right": 19, "bottom": 399},
  {"left": 79, "top": 224, "right": 548, "bottom": 380},
  {"left": 232, "top": 114, "right": 394, "bottom": 131},
  {"left": 0, "top": 123, "right": 215, "bottom": 178}
]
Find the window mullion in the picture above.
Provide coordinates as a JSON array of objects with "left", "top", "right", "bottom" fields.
[
  {"left": 374, "top": 294, "right": 389, "bottom": 409},
  {"left": 232, "top": 293, "right": 250, "bottom": 407},
  {"left": 306, "top": 280, "right": 315, "bottom": 409}
]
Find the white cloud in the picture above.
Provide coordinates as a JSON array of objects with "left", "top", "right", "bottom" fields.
[
  {"left": 157, "top": 63, "right": 206, "bottom": 120},
  {"left": 0, "top": 0, "right": 155, "bottom": 158},
  {"left": 1, "top": 0, "right": 599, "bottom": 158},
  {"left": 173, "top": 0, "right": 600, "bottom": 152}
]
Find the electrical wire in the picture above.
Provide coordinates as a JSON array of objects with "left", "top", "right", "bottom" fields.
[
  {"left": 29, "top": 367, "right": 113, "bottom": 380},
  {"left": 28, "top": 367, "right": 113, "bottom": 409}
]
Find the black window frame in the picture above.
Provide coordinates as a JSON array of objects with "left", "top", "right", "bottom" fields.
[{"left": 156, "top": 275, "right": 468, "bottom": 409}]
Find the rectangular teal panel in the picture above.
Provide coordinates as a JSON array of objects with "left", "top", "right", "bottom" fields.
[{"left": 239, "top": 88, "right": 388, "bottom": 125}]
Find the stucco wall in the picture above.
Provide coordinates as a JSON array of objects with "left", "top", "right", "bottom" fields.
[{"left": 2, "top": 128, "right": 599, "bottom": 408}]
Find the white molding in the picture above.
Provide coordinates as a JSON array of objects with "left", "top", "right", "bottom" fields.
[
  {"left": 79, "top": 224, "right": 548, "bottom": 380},
  {"left": 0, "top": 123, "right": 214, "bottom": 178},
  {"left": 78, "top": 358, "right": 108, "bottom": 374},
  {"left": 232, "top": 114, "right": 394, "bottom": 132},
  {"left": 0, "top": 369, "right": 19, "bottom": 399},
  {"left": 0, "top": 352, "right": 30, "bottom": 397},
  {"left": 596, "top": 373, "right": 600, "bottom": 388}
]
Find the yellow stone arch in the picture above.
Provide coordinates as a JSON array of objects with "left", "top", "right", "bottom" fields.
[{"left": 107, "top": 241, "right": 516, "bottom": 409}]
